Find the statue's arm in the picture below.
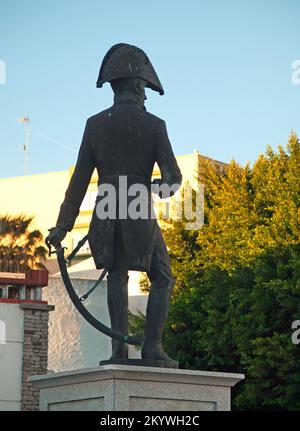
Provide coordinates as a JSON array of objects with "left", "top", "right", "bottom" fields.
[
  {"left": 55, "top": 119, "right": 95, "bottom": 232},
  {"left": 154, "top": 120, "right": 182, "bottom": 195}
]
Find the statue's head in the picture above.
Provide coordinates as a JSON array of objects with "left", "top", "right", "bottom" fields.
[
  {"left": 109, "top": 77, "right": 147, "bottom": 107},
  {"left": 96, "top": 43, "right": 164, "bottom": 97}
]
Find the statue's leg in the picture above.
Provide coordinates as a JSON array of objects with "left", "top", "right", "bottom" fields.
[
  {"left": 107, "top": 222, "right": 129, "bottom": 360},
  {"left": 141, "top": 224, "right": 178, "bottom": 367}
]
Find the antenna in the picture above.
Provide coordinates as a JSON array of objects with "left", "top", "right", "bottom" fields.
[{"left": 17, "top": 116, "right": 30, "bottom": 175}]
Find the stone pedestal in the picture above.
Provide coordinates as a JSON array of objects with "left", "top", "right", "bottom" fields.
[{"left": 29, "top": 365, "right": 244, "bottom": 411}]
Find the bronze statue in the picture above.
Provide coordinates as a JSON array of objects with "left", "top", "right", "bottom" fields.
[{"left": 46, "top": 44, "right": 182, "bottom": 368}]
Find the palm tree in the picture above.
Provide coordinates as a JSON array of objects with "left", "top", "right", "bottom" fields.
[{"left": 0, "top": 214, "right": 47, "bottom": 272}]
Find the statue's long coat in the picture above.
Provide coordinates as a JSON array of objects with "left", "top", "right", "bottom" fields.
[{"left": 56, "top": 101, "right": 182, "bottom": 272}]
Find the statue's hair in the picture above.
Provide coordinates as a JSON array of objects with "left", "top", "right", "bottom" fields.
[{"left": 110, "top": 78, "right": 146, "bottom": 95}]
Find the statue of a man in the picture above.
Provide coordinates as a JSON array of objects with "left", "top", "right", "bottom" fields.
[{"left": 46, "top": 44, "right": 182, "bottom": 367}]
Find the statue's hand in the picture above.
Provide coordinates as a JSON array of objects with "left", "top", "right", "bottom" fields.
[
  {"left": 152, "top": 178, "right": 162, "bottom": 186},
  {"left": 45, "top": 226, "right": 67, "bottom": 249},
  {"left": 151, "top": 178, "right": 175, "bottom": 199},
  {"left": 151, "top": 178, "right": 163, "bottom": 198}
]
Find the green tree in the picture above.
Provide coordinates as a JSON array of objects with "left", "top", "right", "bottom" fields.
[
  {"left": 130, "top": 133, "right": 300, "bottom": 409},
  {"left": 164, "top": 245, "right": 300, "bottom": 410},
  {"left": 196, "top": 132, "right": 300, "bottom": 270}
]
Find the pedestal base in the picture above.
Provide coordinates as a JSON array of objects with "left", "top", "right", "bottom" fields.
[
  {"left": 99, "top": 358, "right": 179, "bottom": 368},
  {"left": 30, "top": 365, "right": 244, "bottom": 411}
]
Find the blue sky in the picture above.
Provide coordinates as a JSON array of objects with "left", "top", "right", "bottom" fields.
[{"left": 0, "top": 0, "right": 299, "bottom": 178}]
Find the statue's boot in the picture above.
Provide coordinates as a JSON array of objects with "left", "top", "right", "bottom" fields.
[
  {"left": 107, "top": 271, "right": 129, "bottom": 360},
  {"left": 141, "top": 278, "right": 178, "bottom": 368}
]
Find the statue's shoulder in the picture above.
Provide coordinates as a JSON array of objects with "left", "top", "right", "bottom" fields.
[
  {"left": 143, "top": 110, "right": 163, "bottom": 122},
  {"left": 85, "top": 108, "right": 165, "bottom": 130},
  {"left": 86, "top": 108, "right": 112, "bottom": 125},
  {"left": 141, "top": 110, "right": 165, "bottom": 128}
]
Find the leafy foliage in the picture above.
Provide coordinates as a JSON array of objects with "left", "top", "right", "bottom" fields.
[{"left": 164, "top": 245, "right": 300, "bottom": 410}]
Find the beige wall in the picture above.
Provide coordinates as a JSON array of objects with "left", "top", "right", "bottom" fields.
[{"left": 0, "top": 170, "right": 69, "bottom": 239}]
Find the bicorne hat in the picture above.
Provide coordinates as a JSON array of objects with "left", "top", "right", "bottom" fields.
[{"left": 96, "top": 43, "right": 164, "bottom": 95}]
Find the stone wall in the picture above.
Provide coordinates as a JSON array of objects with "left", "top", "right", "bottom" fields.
[{"left": 20, "top": 303, "right": 54, "bottom": 411}]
